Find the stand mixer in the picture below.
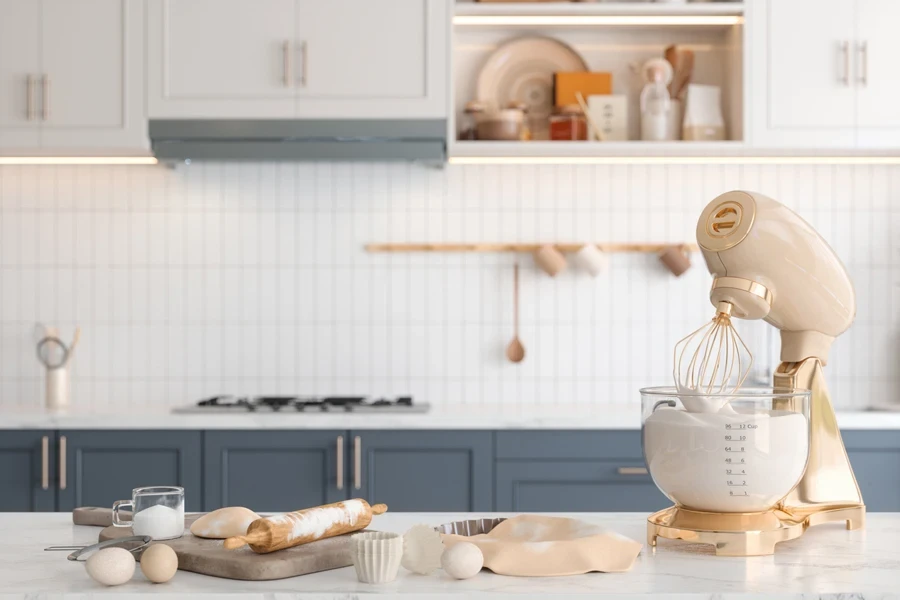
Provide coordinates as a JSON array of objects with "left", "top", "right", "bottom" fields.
[{"left": 642, "top": 190, "right": 865, "bottom": 556}]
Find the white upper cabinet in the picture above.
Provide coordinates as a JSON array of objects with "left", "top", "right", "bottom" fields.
[
  {"left": 750, "top": 0, "right": 900, "bottom": 149},
  {"left": 748, "top": 0, "right": 856, "bottom": 147},
  {"left": 0, "top": 1, "right": 43, "bottom": 149},
  {"left": 147, "top": 0, "right": 298, "bottom": 118},
  {"left": 295, "top": 0, "right": 447, "bottom": 118},
  {"left": 148, "top": 0, "right": 449, "bottom": 119},
  {"left": 40, "top": 0, "right": 146, "bottom": 150},
  {"left": 855, "top": 0, "right": 900, "bottom": 147},
  {"left": 0, "top": 0, "right": 146, "bottom": 154}
]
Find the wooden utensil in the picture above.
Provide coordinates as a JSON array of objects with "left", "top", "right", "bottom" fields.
[
  {"left": 224, "top": 499, "right": 387, "bottom": 554},
  {"left": 669, "top": 49, "right": 695, "bottom": 100},
  {"left": 506, "top": 264, "right": 526, "bottom": 363}
]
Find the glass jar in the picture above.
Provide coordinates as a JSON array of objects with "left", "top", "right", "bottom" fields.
[
  {"left": 460, "top": 100, "right": 486, "bottom": 141},
  {"left": 640, "top": 387, "right": 810, "bottom": 513},
  {"left": 549, "top": 105, "right": 587, "bottom": 141}
]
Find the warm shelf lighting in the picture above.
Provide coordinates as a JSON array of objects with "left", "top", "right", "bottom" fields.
[
  {"left": 453, "top": 15, "right": 744, "bottom": 26},
  {"left": 449, "top": 156, "right": 900, "bottom": 166},
  {"left": 0, "top": 156, "right": 158, "bottom": 165}
]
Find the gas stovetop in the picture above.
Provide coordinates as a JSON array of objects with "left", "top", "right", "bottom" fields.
[{"left": 171, "top": 395, "right": 429, "bottom": 414}]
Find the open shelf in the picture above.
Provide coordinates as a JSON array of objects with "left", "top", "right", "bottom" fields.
[{"left": 454, "top": 2, "right": 745, "bottom": 19}]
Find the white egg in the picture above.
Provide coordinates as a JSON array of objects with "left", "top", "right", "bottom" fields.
[
  {"left": 140, "top": 543, "right": 178, "bottom": 583},
  {"left": 441, "top": 542, "right": 484, "bottom": 580},
  {"left": 85, "top": 547, "right": 136, "bottom": 586}
]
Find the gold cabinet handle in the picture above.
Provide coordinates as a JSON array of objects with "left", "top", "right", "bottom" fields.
[
  {"left": 299, "top": 40, "right": 308, "bottom": 87},
  {"left": 336, "top": 435, "right": 344, "bottom": 491},
  {"left": 42, "top": 74, "right": 50, "bottom": 121},
  {"left": 26, "top": 75, "right": 36, "bottom": 121},
  {"left": 41, "top": 436, "right": 49, "bottom": 490},
  {"left": 617, "top": 467, "right": 648, "bottom": 475},
  {"left": 354, "top": 436, "right": 361, "bottom": 490},
  {"left": 59, "top": 435, "right": 67, "bottom": 490},
  {"left": 282, "top": 40, "right": 292, "bottom": 87},
  {"left": 840, "top": 40, "right": 850, "bottom": 86},
  {"left": 858, "top": 41, "right": 868, "bottom": 87}
]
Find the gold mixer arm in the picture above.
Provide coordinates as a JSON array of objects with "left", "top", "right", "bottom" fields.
[{"left": 773, "top": 359, "right": 864, "bottom": 519}]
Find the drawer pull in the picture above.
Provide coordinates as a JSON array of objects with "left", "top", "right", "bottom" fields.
[
  {"left": 41, "top": 436, "right": 49, "bottom": 490},
  {"left": 336, "top": 435, "right": 344, "bottom": 491},
  {"left": 59, "top": 435, "right": 67, "bottom": 490},
  {"left": 617, "top": 467, "right": 648, "bottom": 475}
]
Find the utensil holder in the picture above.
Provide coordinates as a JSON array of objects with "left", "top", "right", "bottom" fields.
[{"left": 45, "top": 367, "right": 68, "bottom": 410}]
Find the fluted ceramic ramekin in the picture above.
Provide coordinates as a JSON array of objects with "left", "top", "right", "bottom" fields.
[{"left": 351, "top": 531, "right": 403, "bottom": 583}]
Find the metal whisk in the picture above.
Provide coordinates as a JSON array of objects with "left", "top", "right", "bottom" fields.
[{"left": 674, "top": 301, "right": 753, "bottom": 397}]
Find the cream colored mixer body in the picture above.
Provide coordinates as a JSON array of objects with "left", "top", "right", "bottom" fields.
[{"left": 647, "top": 190, "right": 865, "bottom": 556}]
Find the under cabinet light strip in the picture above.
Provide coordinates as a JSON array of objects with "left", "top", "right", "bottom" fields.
[
  {"left": 449, "top": 156, "right": 900, "bottom": 166},
  {"left": 454, "top": 15, "right": 743, "bottom": 26},
  {"left": 0, "top": 156, "right": 158, "bottom": 165}
]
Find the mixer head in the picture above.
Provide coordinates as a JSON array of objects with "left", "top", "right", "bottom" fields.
[
  {"left": 695, "top": 191, "right": 855, "bottom": 364},
  {"left": 674, "top": 301, "right": 752, "bottom": 412}
]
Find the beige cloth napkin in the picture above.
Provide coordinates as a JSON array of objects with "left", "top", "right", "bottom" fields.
[{"left": 441, "top": 514, "right": 642, "bottom": 577}]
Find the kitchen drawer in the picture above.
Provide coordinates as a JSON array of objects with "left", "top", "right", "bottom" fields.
[
  {"left": 495, "top": 460, "right": 668, "bottom": 512},
  {"left": 496, "top": 430, "right": 643, "bottom": 460},
  {"left": 0, "top": 431, "right": 56, "bottom": 512}
]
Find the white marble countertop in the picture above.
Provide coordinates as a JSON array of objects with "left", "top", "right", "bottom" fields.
[
  {"left": 4, "top": 511, "right": 899, "bottom": 599},
  {"left": 2, "top": 405, "right": 900, "bottom": 430}
]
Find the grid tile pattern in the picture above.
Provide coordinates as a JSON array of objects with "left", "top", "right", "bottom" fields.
[{"left": 0, "top": 163, "right": 896, "bottom": 412}]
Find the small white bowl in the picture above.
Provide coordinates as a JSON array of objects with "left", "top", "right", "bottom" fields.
[{"left": 351, "top": 532, "right": 403, "bottom": 584}]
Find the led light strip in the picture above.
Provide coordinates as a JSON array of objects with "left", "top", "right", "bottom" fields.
[
  {"left": 0, "top": 156, "right": 158, "bottom": 165},
  {"left": 449, "top": 156, "right": 900, "bottom": 166},
  {"left": 453, "top": 15, "right": 743, "bottom": 27}
]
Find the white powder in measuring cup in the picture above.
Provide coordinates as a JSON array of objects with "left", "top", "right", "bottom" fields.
[
  {"left": 133, "top": 503, "right": 185, "bottom": 540},
  {"left": 643, "top": 407, "right": 808, "bottom": 513}
]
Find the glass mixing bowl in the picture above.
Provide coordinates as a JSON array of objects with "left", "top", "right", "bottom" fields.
[{"left": 640, "top": 387, "right": 811, "bottom": 514}]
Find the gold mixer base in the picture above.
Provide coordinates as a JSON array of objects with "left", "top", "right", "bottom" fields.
[{"left": 647, "top": 505, "right": 865, "bottom": 556}]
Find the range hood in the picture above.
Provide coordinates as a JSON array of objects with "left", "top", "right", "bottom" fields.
[{"left": 149, "top": 119, "right": 446, "bottom": 162}]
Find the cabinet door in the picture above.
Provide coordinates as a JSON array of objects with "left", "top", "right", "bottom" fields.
[
  {"left": 39, "top": 0, "right": 147, "bottom": 151},
  {"left": 351, "top": 431, "right": 492, "bottom": 512},
  {"left": 844, "top": 431, "right": 900, "bottom": 511},
  {"left": 0, "top": 0, "right": 41, "bottom": 149},
  {"left": 855, "top": 0, "right": 900, "bottom": 146},
  {"left": 56, "top": 431, "right": 202, "bottom": 512},
  {"left": 0, "top": 431, "right": 56, "bottom": 512},
  {"left": 295, "top": 0, "right": 448, "bottom": 118},
  {"left": 748, "top": 0, "right": 856, "bottom": 147},
  {"left": 147, "top": 0, "right": 297, "bottom": 118},
  {"left": 495, "top": 461, "right": 670, "bottom": 512},
  {"left": 203, "top": 431, "right": 346, "bottom": 512}
]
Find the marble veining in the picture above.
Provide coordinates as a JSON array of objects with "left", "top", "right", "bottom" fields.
[{"left": 6, "top": 512, "right": 900, "bottom": 598}]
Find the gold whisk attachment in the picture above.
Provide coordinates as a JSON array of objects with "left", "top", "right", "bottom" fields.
[{"left": 674, "top": 301, "right": 753, "bottom": 395}]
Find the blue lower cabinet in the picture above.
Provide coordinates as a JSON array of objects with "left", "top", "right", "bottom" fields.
[
  {"left": 0, "top": 431, "right": 56, "bottom": 512},
  {"left": 494, "top": 430, "right": 668, "bottom": 512},
  {"left": 351, "top": 430, "right": 493, "bottom": 512},
  {"left": 56, "top": 431, "right": 202, "bottom": 512},
  {"left": 495, "top": 460, "right": 669, "bottom": 512},
  {"left": 203, "top": 431, "right": 346, "bottom": 512},
  {"left": 844, "top": 430, "right": 900, "bottom": 511}
]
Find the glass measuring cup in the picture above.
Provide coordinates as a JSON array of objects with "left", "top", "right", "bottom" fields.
[
  {"left": 113, "top": 486, "right": 185, "bottom": 540},
  {"left": 640, "top": 388, "right": 810, "bottom": 513}
]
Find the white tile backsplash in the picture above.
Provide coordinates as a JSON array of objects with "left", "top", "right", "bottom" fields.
[{"left": 0, "top": 162, "right": 897, "bottom": 412}]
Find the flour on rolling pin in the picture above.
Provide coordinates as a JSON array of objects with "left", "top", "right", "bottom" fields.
[{"left": 224, "top": 499, "right": 387, "bottom": 554}]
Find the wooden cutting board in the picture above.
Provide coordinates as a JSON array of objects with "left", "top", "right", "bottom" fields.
[{"left": 96, "top": 513, "right": 361, "bottom": 581}]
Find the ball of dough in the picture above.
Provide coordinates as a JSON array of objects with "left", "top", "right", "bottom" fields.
[
  {"left": 190, "top": 506, "right": 260, "bottom": 539},
  {"left": 140, "top": 543, "right": 178, "bottom": 583},
  {"left": 85, "top": 547, "right": 135, "bottom": 586},
  {"left": 441, "top": 542, "right": 483, "bottom": 580}
]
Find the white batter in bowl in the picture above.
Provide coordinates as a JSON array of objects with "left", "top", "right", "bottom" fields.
[{"left": 641, "top": 388, "right": 810, "bottom": 514}]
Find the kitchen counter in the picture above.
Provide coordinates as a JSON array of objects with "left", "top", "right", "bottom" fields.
[
  {"left": 2, "top": 405, "right": 900, "bottom": 429},
  {"left": 4, "top": 512, "right": 899, "bottom": 599}
]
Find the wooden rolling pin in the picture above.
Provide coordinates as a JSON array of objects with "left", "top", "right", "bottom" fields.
[{"left": 224, "top": 499, "right": 387, "bottom": 554}]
